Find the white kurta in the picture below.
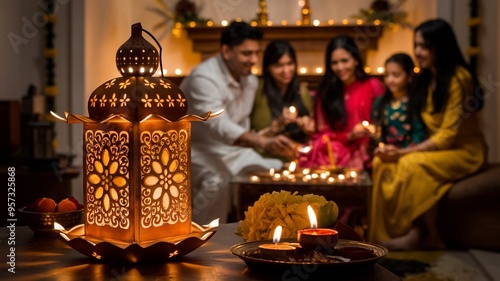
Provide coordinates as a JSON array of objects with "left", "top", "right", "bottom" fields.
[{"left": 180, "top": 54, "right": 283, "bottom": 224}]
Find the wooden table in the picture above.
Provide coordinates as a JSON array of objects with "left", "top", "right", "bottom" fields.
[
  {"left": 0, "top": 223, "right": 399, "bottom": 280},
  {"left": 232, "top": 172, "right": 373, "bottom": 238}
]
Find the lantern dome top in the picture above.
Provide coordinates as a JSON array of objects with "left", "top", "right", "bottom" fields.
[
  {"left": 87, "top": 76, "right": 189, "bottom": 122},
  {"left": 87, "top": 23, "right": 188, "bottom": 121}
]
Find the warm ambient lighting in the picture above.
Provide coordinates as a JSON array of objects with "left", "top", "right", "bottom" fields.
[
  {"left": 342, "top": 19, "right": 349, "bottom": 25},
  {"left": 364, "top": 66, "right": 371, "bottom": 73},
  {"left": 414, "top": 66, "right": 420, "bottom": 73},
  {"left": 328, "top": 19, "right": 334, "bottom": 25},
  {"left": 299, "top": 67, "right": 307, "bottom": 74},
  {"left": 281, "top": 20, "right": 288, "bottom": 26},
  {"left": 315, "top": 67, "right": 323, "bottom": 74},
  {"left": 221, "top": 20, "right": 228, "bottom": 26},
  {"left": 313, "top": 19, "right": 320, "bottom": 26},
  {"left": 377, "top": 67, "right": 385, "bottom": 73},
  {"left": 51, "top": 23, "right": 222, "bottom": 256},
  {"left": 175, "top": 68, "right": 182, "bottom": 75}
]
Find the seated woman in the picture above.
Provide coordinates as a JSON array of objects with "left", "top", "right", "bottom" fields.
[
  {"left": 299, "top": 35, "right": 384, "bottom": 171},
  {"left": 250, "top": 40, "right": 314, "bottom": 161},
  {"left": 369, "top": 19, "right": 487, "bottom": 250}
]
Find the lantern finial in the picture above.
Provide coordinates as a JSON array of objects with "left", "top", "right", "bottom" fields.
[{"left": 116, "top": 22, "right": 159, "bottom": 77}]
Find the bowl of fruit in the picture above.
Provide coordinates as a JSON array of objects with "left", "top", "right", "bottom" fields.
[{"left": 20, "top": 197, "right": 83, "bottom": 237}]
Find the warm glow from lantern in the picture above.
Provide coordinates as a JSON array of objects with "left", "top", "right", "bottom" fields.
[
  {"left": 188, "top": 21, "right": 196, "bottom": 27},
  {"left": 267, "top": 20, "right": 273, "bottom": 26},
  {"left": 342, "top": 19, "right": 349, "bottom": 25},
  {"left": 250, "top": 20, "right": 258, "bottom": 27},
  {"left": 328, "top": 19, "right": 334, "bottom": 25},
  {"left": 281, "top": 20, "right": 288, "bottom": 26},
  {"left": 295, "top": 20, "right": 302, "bottom": 26},
  {"left": 356, "top": 19, "right": 364, "bottom": 25},
  {"left": 364, "top": 66, "right": 371, "bottom": 73},
  {"left": 273, "top": 225, "right": 283, "bottom": 243},
  {"left": 307, "top": 205, "right": 318, "bottom": 229},
  {"left": 206, "top": 20, "right": 214, "bottom": 27},
  {"left": 374, "top": 19, "right": 381, "bottom": 25}
]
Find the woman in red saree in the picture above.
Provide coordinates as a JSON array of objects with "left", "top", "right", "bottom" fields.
[{"left": 299, "top": 36, "right": 384, "bottom": 171}]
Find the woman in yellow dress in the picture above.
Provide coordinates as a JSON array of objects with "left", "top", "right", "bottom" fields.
[{"left": 369, "top": 19, "right": 487, "bottom": 250}]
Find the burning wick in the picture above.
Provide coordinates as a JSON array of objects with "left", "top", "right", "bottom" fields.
[{"left": 297, "top": 145, "right": 312, "bottom": 154}]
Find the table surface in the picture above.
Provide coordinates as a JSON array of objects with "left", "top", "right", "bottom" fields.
[{"left": 0, "top": 223, "right": 400, "bottom": 281}]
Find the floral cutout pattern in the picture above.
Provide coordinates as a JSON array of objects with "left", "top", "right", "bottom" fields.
[
  {"left": 140, "top": 129, "right": 189, "bottom": 228},
  {"left": 85, "top": 130, "right": 130, "bottom": 229},
  {"left": 89, "top": 78, "right": 186, "bottom": 109}
]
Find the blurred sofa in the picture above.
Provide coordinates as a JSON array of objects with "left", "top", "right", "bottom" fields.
[{"left": 438, "top": 163, "right": 500, "bottom": 251}]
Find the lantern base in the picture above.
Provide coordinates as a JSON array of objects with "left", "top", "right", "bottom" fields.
[{"left": 54, "top": 219, "right": 219, "bottom": 263}]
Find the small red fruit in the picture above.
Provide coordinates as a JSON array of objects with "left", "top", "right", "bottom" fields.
[
  {"left": 36, "top": 198, "right": 57, "bottom": 212},
  {"left": 57, "top": 197, "right": 83, "bottom": 212}
]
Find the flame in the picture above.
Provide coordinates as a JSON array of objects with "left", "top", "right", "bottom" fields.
[
  {"left": 361, "top": 120, "right": 369, "bottom": 127},
  {"left": 288, "top": 161, "right": 297, "bottom": 172},
  {"left": 273, "top": 225, "right": 283, "bottom": 244},
  {"left": 307, "top": 205, "right": 318, "bottom": 229}
]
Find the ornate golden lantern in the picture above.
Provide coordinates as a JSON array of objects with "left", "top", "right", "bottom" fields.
[{"left": 52, "top": 23, "right": 221, "bottom": 262}]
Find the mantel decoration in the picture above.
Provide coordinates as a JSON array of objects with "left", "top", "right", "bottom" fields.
[
  {"left": 149, "top": 0, "right": 212, "bottom": 38},
  {"left": 51, "top": 22, "right": 222, "bottom": 263},
  {"left": 352, "top": 0, "right": 412, "bottom": 30}
]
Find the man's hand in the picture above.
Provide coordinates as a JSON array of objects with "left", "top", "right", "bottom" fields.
[{"left": 263, "top": 135, "right": 297, "bottom": 158}]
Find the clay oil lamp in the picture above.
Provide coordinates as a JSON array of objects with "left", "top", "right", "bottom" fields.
[
  {"left": 297, "top": 205, "right": 338, "bottom": 253},
  {"left": 259, "top": 225, "right": 296, "bottom": 260}
]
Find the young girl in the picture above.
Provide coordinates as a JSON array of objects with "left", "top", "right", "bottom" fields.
[{"left": 372, "top": 53, "right": 426, "bottom": 152}]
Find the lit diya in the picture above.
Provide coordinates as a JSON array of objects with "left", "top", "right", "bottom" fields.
[
  {"left": 297, "top": 205, "right": 338, "bottom": 253},
  {"left": 258, "top": 225, "right": 296, "bottom": 260}
]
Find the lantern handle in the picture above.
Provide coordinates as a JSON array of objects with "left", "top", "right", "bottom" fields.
[{"left": 141, "top": 27, "right": 165, "bottom": 78}]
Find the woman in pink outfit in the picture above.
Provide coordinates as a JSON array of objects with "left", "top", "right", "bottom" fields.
[{"left": 299, "top": 35, "right": 384, "bottom": 171}]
